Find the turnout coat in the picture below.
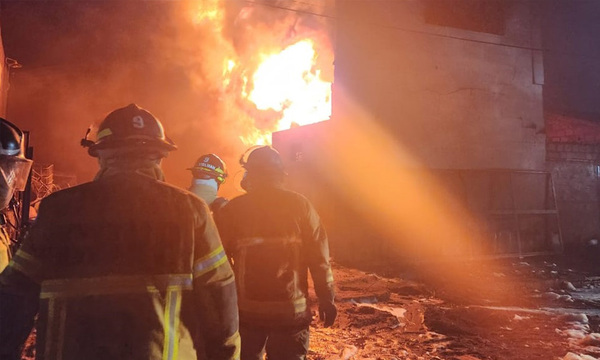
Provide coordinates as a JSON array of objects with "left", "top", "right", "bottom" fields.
[
  {"left": 0, "top": 169, "right": 240, "bottom": 360},
  {"left": 216, "top": 185, "right": 334, "bottom": 328}
]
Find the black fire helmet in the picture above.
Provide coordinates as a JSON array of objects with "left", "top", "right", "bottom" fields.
[
  {"left": 239, "top": 145, "right": 286, "bottom": 175},
  {"left": 81, "top": 103, "right": 177, "bottom": 157}
]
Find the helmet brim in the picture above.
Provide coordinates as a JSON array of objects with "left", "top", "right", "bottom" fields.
[{"left": 88, "top": 138, "right": 177, "bottom": 157}]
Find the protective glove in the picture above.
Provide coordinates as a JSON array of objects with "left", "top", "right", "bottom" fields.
[{"left": 318, "top": 301, "right": 337, "bottom": 327}]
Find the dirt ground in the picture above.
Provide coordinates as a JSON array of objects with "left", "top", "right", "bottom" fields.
[
  {"left": 19, "top": 255, "right": 600, "bottom": 360},
  {"left": 307, "top": 256, "right": 600, "bottom": 360}
]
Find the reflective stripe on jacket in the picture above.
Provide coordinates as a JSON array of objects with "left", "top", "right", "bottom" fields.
[
  {"left": 216, "top": 186, "right": 334, "bottom": 328},
  {"left": 0, "top": 171, "right": 240, "bottom": 360}
]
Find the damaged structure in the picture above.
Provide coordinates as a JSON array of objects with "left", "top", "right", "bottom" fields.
[{"left": 273, "top": 1, "right": 600, "bottom": 262}]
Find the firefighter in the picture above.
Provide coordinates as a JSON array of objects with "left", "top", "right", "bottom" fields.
[
  {"left": 216, "top": 145, "right": 337, "bottom": 360},
  {"left": 0, "top": 104, "right": 240, "bottom": 360},
  {"left": 188, "top": 153, "right": 228, "bottom": 213},
  {"left": 0, "top": 118, "right": 36, "bottom": 360},
  {"left": 0, "top": 118, "right": 33, "bottom": 274}
]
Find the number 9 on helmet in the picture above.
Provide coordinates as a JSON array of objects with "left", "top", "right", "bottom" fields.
[
  {"left": 81, "top": 103, "right": 177, "bottom": 158},
  {"left": 188, "top": 153, "right": 228, "bottom": 185}
]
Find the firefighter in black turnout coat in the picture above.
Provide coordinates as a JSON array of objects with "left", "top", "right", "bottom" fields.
[
  {"left": 216, "top": 145, "right": 336, "bottom": 360},
  {"left": 0, "top": 104, "right": 240, "bottom": 360}
]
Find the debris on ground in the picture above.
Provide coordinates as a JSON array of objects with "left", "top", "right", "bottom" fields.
[{"left": 19, "top": 256, "right": 600, "bottom": 359}]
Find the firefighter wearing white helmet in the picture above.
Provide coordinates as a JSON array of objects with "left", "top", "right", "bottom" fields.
[
  {"left": 0, "top": 104, "right": 240, "bottom": 360},
  {"left": 216, "top": 145, "right": 336, "bottom": 360},
  {"left": 188, "top": 153, "right": 228, "bottom": 212}
]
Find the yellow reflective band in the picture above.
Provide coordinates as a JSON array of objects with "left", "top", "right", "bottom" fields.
[
  {"left": 96, "top": 128, "right": 112, "bottom": 140},
  {"left": 225, "top": 331, "right": 241, "bottom": 359},
  {"left": 193, "top": 246, "right": 228, "bottom": 278},
  {"left": 9, "top": 261, "right": 30, "bottom": 276},
  {"left": 15, "top": 250, "right": 36, "bottom": 263},
  {"left": 239, "top": 297, "right": 307, "bottom": 316},
  {"left": 162, "top": 288, "right": 182, "bottom": 360},
  {"left": 325, "top": 268, "right": 334, "bottom": 283},
  {"left": 8, "top": 250, "right": 41, "bottom": 282},
  {"left": 40, "top": 274, "right": 192, "bottom": 299},
  {"left": 11, "top": 250, "right": 38, "bottom": 269},
  {"left": 197, "top": 245, "right": 224, "bottom": 263},
  {"left": 237, "top": 236, "right": 301, "bottom": 248},
  {"left": 44, "top": 298, "right": 55, "bottom": 358},
  {"left": 44, "top": 298, "right": 67, "bottom": 360}
]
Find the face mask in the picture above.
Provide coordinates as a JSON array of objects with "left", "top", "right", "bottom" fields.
[
  {"left": 190, "top": 178, "right": 218, "bottom": 205},
  {"left": 0, "top": 175, "right": 15, "bottom": 209},
  {"left": 0, "top": 156, "right": 32, "bottom": 209}
]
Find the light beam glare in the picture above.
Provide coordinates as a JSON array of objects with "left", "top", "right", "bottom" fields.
[{"left": 313, "top": 89, "right": 523, "bottom": 303}]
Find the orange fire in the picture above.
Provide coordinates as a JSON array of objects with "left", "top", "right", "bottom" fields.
[
  {"left": 191, "top": 1, "right": 332, "bottom": 146},
  {"left": 246, "top": 39, "right": 332, "bottom": 132},
  {"left": 192, "top": 0, "right": 223, "bottom": 29}
]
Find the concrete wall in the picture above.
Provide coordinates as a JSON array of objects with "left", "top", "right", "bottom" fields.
[
  {"left": 274, "top": 1, "right": 555, "bottom": 262},
  {"left": 333, "top": 0, "right": 545, "bottom": 170},
  {"left": 544, "top": 113, "right": 600, "bottom": 247},
  {"left": 274, "top": 123, "right": 561, "bottom": 262},
  {"left": 546, "top": 143, "right": 600, "bottom": 248}
]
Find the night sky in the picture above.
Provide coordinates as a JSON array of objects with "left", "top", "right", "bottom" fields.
[{"left": 542, "top": 1, "right": 600, "bottom": 119}]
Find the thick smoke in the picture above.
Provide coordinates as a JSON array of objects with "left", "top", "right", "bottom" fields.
[{"left": 1, "top": 0, "right": 334, "bottom": 197}]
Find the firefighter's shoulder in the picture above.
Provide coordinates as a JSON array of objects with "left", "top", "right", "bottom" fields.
[
  {"left": 274, "top": 188, "right": 315, "bottom": 209},
  {"left": 35, "top": 181, "right": 94, "bottom": 207}
]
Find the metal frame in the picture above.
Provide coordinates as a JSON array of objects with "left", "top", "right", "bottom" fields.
[{"left": 438, "top": 168, "right": 564, "bottom": 259}]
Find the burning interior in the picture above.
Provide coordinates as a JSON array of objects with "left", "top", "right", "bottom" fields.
[{"left": 190, "top": 0, "right": 334, "bottom": 146}]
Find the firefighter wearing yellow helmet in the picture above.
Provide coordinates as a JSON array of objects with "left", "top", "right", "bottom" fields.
[
  {"left": 216, "top": 145, "right": 336, "bottom": 360},
  {"left": 0, "top": 104, "right": 240, "bottom": 360},
  {"left": 188, "top": 153, "right": 229, "bottom": 213}
]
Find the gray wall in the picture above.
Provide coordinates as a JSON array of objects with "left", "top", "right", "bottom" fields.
[
  {"left": 546, "top": 143, "right": 600, "bottom": 248},
  {"left": 333, "top": 0, "right": 545, "bottom": 169},
  {"left": 275, "top": 1, "right": 557, "bottom": 262},
  {"left": 540, "top": 2, "right": 600, "bottom": 249}
]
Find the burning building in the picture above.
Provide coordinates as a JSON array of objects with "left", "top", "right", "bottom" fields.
[
  {"left": 1, "top": 1, "right": 599, "bottom": 263},
  {"left": 179, "top": 0, "right": 594, "bottom": 263},
  {"left": 272, "top": 1, "right": 566, "bottom": 263}
]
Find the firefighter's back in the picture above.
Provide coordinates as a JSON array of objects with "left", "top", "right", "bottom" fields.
[
  {"left": 1, "top": 103, "right": 240, "bottom": 360},
  {"left": 27, "top": 172, "right": 203, "bottom": 360},
  {"left": 220, "top": 186, "right": 316, "bottom": 327}
]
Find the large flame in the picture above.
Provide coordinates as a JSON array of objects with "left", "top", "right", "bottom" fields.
[
  {"left": 246, "top": 39, "right": 331, "bottom": 132},
  {"left": 191, "top": 1, "right": 332, "bottom": 146}
]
